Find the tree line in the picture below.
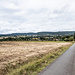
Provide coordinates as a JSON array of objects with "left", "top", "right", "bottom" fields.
[{"left": 0, "top": 34, "right": 74, "bottom": 41}]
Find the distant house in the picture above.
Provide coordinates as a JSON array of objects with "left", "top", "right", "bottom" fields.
[
  {"left": 0, "top": 37, "right": 3, "bottom": 39},
  {"left": 32, "top": 38, "right": 38, "bottom": 41},
  {"left": 56, "top": 39, "right": 59, "bottom": 41},
  {"left": 53, "top": 39, "right": 59, "bottom": 41}
]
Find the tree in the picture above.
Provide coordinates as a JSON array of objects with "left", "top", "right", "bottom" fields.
[
  {"left": 74, "top": 33, "right": 75, "bottom": 41},
  {"left": 68, "top": 37, "right": 73, "bottom": 41}
]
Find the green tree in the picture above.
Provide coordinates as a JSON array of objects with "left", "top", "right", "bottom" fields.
[{"left": 74, "top": 33, "right": 75, "bottom": 41}]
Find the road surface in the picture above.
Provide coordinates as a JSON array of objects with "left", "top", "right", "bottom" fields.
[{"left": 38, "top": 43, "right": 75, "bottom": 75}]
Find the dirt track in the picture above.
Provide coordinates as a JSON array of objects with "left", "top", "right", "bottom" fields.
[{"left": 0, "top": 41, "right": 71, "bottom": 69}]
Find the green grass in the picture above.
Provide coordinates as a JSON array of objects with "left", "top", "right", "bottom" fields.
[
  {"left": 23, "top": 41, "right": 68, "bottom": 43},
  {"left": 5, "top": 43, "right": 73, "bottom": 75},
  {"left": 0, "top": 40, "right": 70, "bottom": 43}
]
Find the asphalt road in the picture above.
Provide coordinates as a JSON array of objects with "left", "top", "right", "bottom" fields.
[{"left": 38, "top": 43, "right": 75, "bottom": 75}]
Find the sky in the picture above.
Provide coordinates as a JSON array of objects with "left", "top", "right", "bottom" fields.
[{"left": 0, "top": 0, "right": 75, "bottom": 34}]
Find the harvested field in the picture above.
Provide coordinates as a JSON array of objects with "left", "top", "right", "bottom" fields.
[{"left": 0, "top": 41, "right": 71, "bottom": 70}]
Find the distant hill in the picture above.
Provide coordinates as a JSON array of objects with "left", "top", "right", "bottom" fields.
[{"left": 0, "top": 31, "right": 74, "bottom": 37}]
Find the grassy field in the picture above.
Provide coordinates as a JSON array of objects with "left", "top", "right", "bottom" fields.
[{"left": 0, "top": 41, "right": 73, "bottom": 75}]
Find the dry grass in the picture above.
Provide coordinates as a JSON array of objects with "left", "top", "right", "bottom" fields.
[{"left": 0, "top": 41, "right": 71, "bottom": 71}]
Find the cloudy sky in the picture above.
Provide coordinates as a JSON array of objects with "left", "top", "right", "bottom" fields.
[{"left": 0, "top": 0, "right": 75, "bottom": 34}]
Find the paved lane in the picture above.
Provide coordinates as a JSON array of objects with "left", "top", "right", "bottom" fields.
[{"left": 38, "top": 43, "right": 75, "bottom": 75}]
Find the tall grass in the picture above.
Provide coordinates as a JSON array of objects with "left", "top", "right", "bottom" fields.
[{"left": 5, "top": 43, "right": 73, "bottom": 75}]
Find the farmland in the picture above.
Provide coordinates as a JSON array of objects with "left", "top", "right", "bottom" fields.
[{"left": 0, "top": 41, "right": 72, "bottom": 75}]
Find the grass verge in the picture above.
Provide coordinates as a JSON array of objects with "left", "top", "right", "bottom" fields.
[{"left": 2, "top": 43, "right": 73, "bottom": 75}]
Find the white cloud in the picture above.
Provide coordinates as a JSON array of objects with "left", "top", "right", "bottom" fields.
[{"left": 0, "top": 0, "right": 75, "bottom": 34}]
